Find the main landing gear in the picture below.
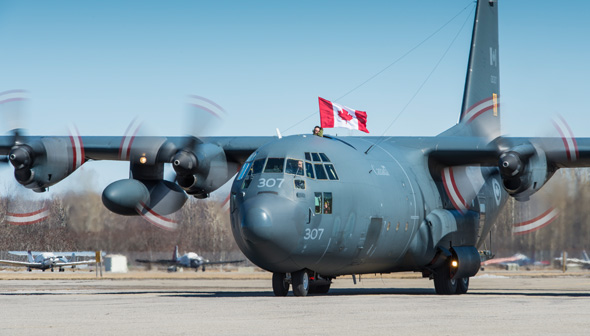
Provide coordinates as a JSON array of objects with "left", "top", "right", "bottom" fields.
[
  {"left": 272, "top": 270, "right": 332, "bottom": 297},
  {"left": 432, "top": 260, "right": 470, "bottom": 295}
]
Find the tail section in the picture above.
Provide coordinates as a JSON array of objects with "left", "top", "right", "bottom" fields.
[
  {"left": 442, "top": 0, "right": 500, "bottom": 139},
  {"left": 173, "top": 245, "right": 179, "bottom": 262}
]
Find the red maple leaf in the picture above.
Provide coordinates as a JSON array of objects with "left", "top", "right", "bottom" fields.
[{"left": 338, "top": 109, "right": 353, "bottom": 121}]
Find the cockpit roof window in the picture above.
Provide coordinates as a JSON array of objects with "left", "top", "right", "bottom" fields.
[
  {"left": 285, "top": 158, "right": 304, "bottom": 176},
  {"left": 314, "top": 163, "right": 328, "bottom": 180},
  {"left": 319, "top": 153, "right": 330, "bottom": 162},
  {"left": 325, "top": 164, "right": 339, "bottom": 180},
  {"left": 311, "top": 153, "right": 321, "bottom": 162},
  {"left": 305, "top": 161, "right": 314, "bottom": 179},
  {"left": 252, "top": 158, "right": 265, "bottom": 174},
  {"left": 264, "top": 158, "right": 285, "bottom": 173},
  {"left": 305, "top": 152, "right": 312, "bottom": 161}
]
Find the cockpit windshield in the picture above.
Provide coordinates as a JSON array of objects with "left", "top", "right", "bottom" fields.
[
  {"left": 238, "top": 151, "right": 338, "bottom": 190},
  {"left": 285, "top": 159, "right": 304, "bottom": 176},
  {"left": 252, "top": 159, "right": 265, "bottom": 174},
  {"left": 264, "top": 158, "right": 285, "bottom": 173}
]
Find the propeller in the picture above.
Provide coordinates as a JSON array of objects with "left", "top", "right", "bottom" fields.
[
  {"left": 0, "top": 90, "right": 52, "bottom": 225},
  {"left": 170, "top": 95, "right": 231, "bottom": 198},
  {"left": 105, "top": 94, "right": 233, "bottom": 230},
  {"left": 441, "top": 110, "right": 577, "bottom": 237}
]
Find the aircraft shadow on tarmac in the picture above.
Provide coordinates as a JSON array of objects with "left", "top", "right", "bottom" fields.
[
  {"left": 2, "top": 288, "right": 589, "bottom": 298},
  {"left": 159, "top": 288, "right": 590, "bottom": 298}
]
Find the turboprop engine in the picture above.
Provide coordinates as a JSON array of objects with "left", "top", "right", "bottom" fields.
[
  {"left": 8, "top": 137, "right": 84, "bottom": 192},
  {"left": 498, "top": 143, "right": 552, "bottom": 201},
  {"left": 101, "top": 137, "right": 230, "bottom": 216}
]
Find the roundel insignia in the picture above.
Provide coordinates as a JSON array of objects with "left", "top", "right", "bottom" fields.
[{"left": 492, "top": 179, "right": 502, "bottom": 206}]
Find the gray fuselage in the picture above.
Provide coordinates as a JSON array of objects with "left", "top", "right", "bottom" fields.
[{"left": 230, "top": 134, "right": 506, "bottom": 276}]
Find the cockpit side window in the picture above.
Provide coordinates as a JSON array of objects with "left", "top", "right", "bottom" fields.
[
  {"left": 311, "top": 153, "right": 321, "bottom": 162},
  {"left": 323, "top": 192, "right": 332, "bottom": 214},
  {"left": 264, "top": 158, "right": 285, "bottom": 173},
  {"left": 252, "top": 159, "right": 266, "bottom": 174},
  {"left": 324, "top": 164, "right": 339, "bottom": 180},
  {"left": 314, "top": 193, "right": 322, "bottom": 214},
  {"left": 305, "top": 162, "right": 315, "bottom": 179},
  {"left": 285, "top": 159, "right": 304, "bottom": 176},
  {"left": 314, "top": 163, "right": 328, "bottom": 180},
  {"left": 241, "top": 170, "right": 253, "bottom": 189},
  {"left": 237, "top": 152, "right": 257, "bottom": 181}
]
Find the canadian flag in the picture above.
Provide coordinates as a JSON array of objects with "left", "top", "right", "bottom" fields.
[{"left": 319, "top": 97, "right": 369, "bottom": 133}]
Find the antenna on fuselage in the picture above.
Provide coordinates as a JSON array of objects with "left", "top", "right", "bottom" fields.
[{"left": 276, "top": 128, "right": 282, "bottom": 139}]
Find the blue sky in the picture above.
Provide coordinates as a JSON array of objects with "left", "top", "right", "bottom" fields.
[{"left": 0, "top": 0, "right": 588, "bottom": 192}]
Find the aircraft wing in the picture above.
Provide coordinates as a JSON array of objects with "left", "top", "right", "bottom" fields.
[
  {"left": 427, "top": 136, "right": 590, "bottom": 168},
  {"left": 554, "top": 258, "right": 590, "bottom": 266},
  {"left": 8, "top": 251, "right": 100, "bottom": 257},
  {"left": 0, "top": 134, "right": 274, "bottom": 218},
  {"left": 0, "top": 260, "right": 40, "bottom": 267},
  {"left": 81, "top": 136, "right": 273, "bottom": 162}
]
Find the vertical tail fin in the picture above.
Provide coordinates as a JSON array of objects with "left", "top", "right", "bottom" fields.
[
  {"left": 173, "top": 245, "right": 179, "bottom": 262},
  {"left": 442, "top": 0, "right": 500, "bottom": 139}
]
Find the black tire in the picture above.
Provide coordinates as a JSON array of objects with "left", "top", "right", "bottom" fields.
[
  {"left": 455, "top": 277, "right": 469, "bottom": 294},
  {"left": 272, "top": 273, "right": 289, "bottom": 296},
  {"left": 433, "top": 264, "right": 457, "bottom": 295},
  {"left": 292, "top": 270, "right": 310, "bottom": 297}
]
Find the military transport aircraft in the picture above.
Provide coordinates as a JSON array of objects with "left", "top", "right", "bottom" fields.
[
  {"left": 136, "top": 245, "right": 243, "bottom": 272},
  {"left": 0, "top": 251, "right": 96, "bottom": 272},
  {"left": 0, "top": 0, "right": 587, "bottom": 295}
]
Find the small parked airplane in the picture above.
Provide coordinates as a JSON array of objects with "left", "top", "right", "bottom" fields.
[
  {"left": 482, "top": 253, "right": 531, "bottom": 267},
  {"left": 554, "top": 250, "right": 590, "bottom": 269},
  {"left": 0, "top": 251, "right": 97, "bottom": 272},
  {"left": 136, "top": 246, "right": 243, "bottom": 272}
]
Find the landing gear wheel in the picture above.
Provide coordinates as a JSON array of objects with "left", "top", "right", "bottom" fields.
[
  {"left": 272, "top": 273, "right": 289, "bottom": 296},
  {"left": 292, "top": 270, "right": 310, "bottom": 297},
  {"left": 455, "top": 277, "right": 469, "bottom": 294},
  {"left": 433, "top": 263, "right": 457, "bottom": 295}
]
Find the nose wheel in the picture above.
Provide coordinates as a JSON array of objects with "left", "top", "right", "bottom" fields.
[
  {"left": 272, "top": 272, "right": 290, "bottom": 296},
  {"left": 292, "top": 270, "right": 309, "bottom": 297}
]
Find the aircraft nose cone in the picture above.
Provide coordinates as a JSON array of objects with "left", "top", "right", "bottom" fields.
[{"left": 242, "top": 206, "right": 272, "bottom": 243}]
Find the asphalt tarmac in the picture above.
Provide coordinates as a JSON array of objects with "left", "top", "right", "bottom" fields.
[{"left": 1, "top": 271, "right": 589, "bottom": 335}]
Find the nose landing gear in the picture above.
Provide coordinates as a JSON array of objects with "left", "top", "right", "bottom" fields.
[
  {"left": 272, "top": 270, "right": 332, "bottom": 297},
  {"left": 291, "top": 270, "right": 309, "bottom": 297},
  {"left": 272, "top": 272, "right": 290, "bottom": 296}
]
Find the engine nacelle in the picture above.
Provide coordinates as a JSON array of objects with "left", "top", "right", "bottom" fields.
[
  {"left": 173, "top": 143, "right": 229, "bottom": 198},
  {"left": 499, "top": 143, "right": 550, "bottom": 201},
  {"left": 450, "top": 246, "right": 481, "bottom": 280},
  {"left": 9, "top": 137, "right": 82, "bottom": 192}
]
